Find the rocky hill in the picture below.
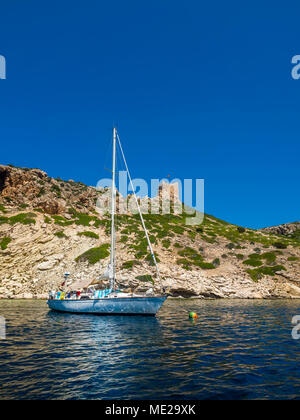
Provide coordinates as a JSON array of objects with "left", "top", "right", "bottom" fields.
[
  {"left": 262, "top": 222, "right": 300, "bottom": 241},
  {"left": 0, "top": 164, "right": 299, "bottom": 299}
]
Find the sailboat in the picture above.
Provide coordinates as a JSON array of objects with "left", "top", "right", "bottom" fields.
[{"left": 47, "top": 127, "right": 167, "bottom": 315}]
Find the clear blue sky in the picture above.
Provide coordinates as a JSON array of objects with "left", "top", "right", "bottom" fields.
[{"left": 0, "top": 0, "right": 299, "bottom": 229}]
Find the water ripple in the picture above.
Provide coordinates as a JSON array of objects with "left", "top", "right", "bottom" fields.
[{"left": 1, "top": 299, "right": 300, "bottom": 399}]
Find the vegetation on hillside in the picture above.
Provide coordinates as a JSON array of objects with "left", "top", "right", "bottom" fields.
[
  {"left": 0, "top": 237, "right": 11, "bottom": 250},
  {"left": 77, "top": 231, "right": 99, "bottom": 239},
  {"left": 75, "top": 244, "right": 110, "bottom": 264},
  {"left": 54, "top": 231, "right": 67, "bottom": 239},
  {"left": 0, "top": 213, "right": 36, "bottom": 225},
  {"left": 0, "top": 164, "right": 299, "bottom": 285}
]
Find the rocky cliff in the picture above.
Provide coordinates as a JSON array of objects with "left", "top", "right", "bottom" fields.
[
  {"left": 262, "top": 222, "right": 300, "bottom": 240},
  {"left": 0, "top": 164, "right": 299, "bottom": 299}
]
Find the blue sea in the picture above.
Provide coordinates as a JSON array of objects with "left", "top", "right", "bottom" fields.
[{"left": 0, "top": 299, "right": 300, "bottom": 400}]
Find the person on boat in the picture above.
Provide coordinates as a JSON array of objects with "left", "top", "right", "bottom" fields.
[{"left": 49, "top": 290, "right": 56, "bottom": 300}]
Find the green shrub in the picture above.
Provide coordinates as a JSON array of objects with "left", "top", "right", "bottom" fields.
[
  {"left": 52, "top": 215, "right": 73, "bottom": 226},
  {"left": 44, "top": 216, "right": 51, "bottom": 224},
  {"left": 77, "top": 231, "right": 99, "bottom": 239},
  {"left": 68, "top": 207, "right": 77, "bottom": 216},
  {"left": 94, "top": 218, "right": 109, "bottom": 229},
  {"left": 135, "top": 250, "right": 147, "bottom": 259},
  {"left": 155, "top": 229, "right": 171, "bottom": 239},
  {"left": 226, "top": 242, "right": 235, "bottom": 250},
  {"left": 149, "top": 234, "right": 157, "bottom": 244},
  {"left": 273, "top": 242, "right": 287, "bottom": 249},
  {"left": 9, "top": 213, "right": 36, "bottom": 225},
  {"left": 235, "top": 254, "right": 244, "bottom": 260},
  {"left": 243, "top": 251, "right": 277, "bottom": 267},
  {"left": 213, "top": 258, "right": 220, "bottom": 267},
  {"left": 188, "top": 231, "right": 196, "bottom": 240},
  {"left": 54, "top": 231, "right": 67, "bottom": 239},
  {"left": 248, "top": 253, "right": 262, "bottom": 259},
  {"left": 201, "top": 235, "right": 217, "bottom": 244},
  {"left": 243, "top": 258, "right": 263, "bottom": 267},
  {"left": 178, "top": 247, "right": 198, "bottom": 258},
  {"left": 74, "top": 212, "right": 97, "bottom": 227},
  {"left": 247, "top": 265, "right": 286, "bottom": 282},
  {"left": 237, "top": 226, "right": 246, "bottom": 233},
  {"left": 195, "top": 261, "right": 215, "bottom": 269},
  {"left": 0, "top": 204, "right": 6, "bottom": 213},
  {"left": 51, "top": 184, "right": 61, "bottom": 197},
  {"left": 37, "top": 187, "right": 45, "bottom": 197},
  {"left": 0, "top": 237, "right": 11, "bottom": 250},
  {"left": 145, "top": 253, "right": 160, "bottom": 265},
  {"left": 176, "top": 258, "right": 192, "bottom": 270},
  {"left": 176, "top": 249, "right": 215, "bottom": 269},
  {"left": 162, "top": 239, "right": 171, "bottom": 249},
  {"left": 261, "top": 252, "right": 277, "bottom": 264},
  {"left": 75, "top": 243, "right": 110, "bottom": 264},
  {"left": 288, "top": 256, "right": 299, "bottom": 261},
  {"left": 291, "top": 230, "right": 300, "bottom": 241},
  {"left": 120, "top": 235, "right": 128, "bottom": 243},
  {"left": 122, "top": 260, "right": 141, "bottom": 269},
  {"left": 0, "top": 216, "right": 8, "bottom": 225},
  {"left": 135, "top": 275, "right": 154, "bottom": 285},
  {"left": 19, "top": 203, "right": 28, "bottom": 209},
  {"left": 171, "top": 225, "right": 184, "bottom": 235},
  {"left": 122, "top": 260, "right": 134, "bottom": 269}
]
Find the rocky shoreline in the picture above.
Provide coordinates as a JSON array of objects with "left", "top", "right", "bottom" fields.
[{"left": 0, "top": 164, "right": 299, "bottom": 300}]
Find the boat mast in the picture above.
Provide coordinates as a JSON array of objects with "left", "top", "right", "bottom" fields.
[{"left": 110, "top": 127, "right": 116, "bottom": 290}]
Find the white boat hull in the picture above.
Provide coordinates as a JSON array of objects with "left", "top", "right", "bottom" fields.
[{"left": 47, "top": 296, "right": 167, "bottom": 316}]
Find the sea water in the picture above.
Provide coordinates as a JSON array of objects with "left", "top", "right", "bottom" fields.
[{"left": 0, "top": 299, "right": 300, "bottom": 400}]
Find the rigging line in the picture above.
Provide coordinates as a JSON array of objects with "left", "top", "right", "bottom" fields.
[
  {"left": 116, "top": 139, "right": 126, "bottom": 215},
  {"left": 114, "top": 140, "right": 128, "bottom": 273},
  {"left": 116, "top": 131, "right": 161, "bottom": 282}
]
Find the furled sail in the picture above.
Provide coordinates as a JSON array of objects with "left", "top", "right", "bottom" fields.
[
  {"left": 89, "top": 264, "right": 113, "bottom": 287},
  {"left": 101, "top": 264, "right": 113, "bottom": 280}
]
